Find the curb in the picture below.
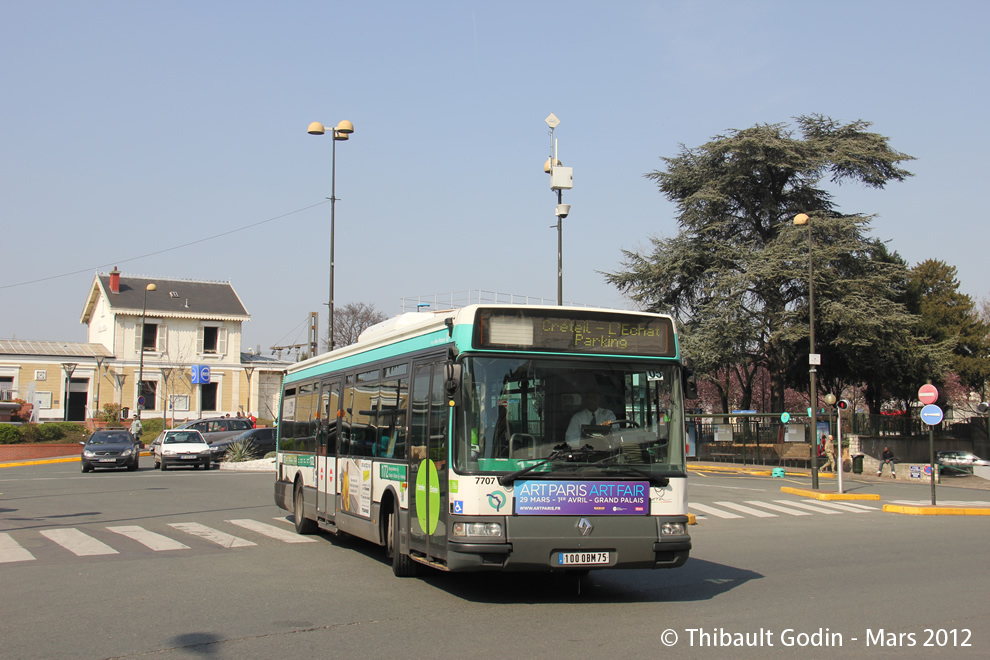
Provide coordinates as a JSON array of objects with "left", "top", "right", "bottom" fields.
[
  {"left": 882, "top": 504, "right": 990, "bottom": 516},
  {"left": 779, "top": 486, "right": 881, "bottom": 501}
]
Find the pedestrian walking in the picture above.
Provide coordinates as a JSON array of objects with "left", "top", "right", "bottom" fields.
[{"left": 819, "top": 434, "right": 836, "bottom": 473}]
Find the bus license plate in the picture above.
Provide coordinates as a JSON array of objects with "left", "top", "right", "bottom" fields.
[{"left": 558, "top": 552, "right": 609, "bottom": 566}]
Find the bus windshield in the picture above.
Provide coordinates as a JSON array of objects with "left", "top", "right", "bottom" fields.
[{"left": 454, "top": 356, "right": 686, "bottom": 477}]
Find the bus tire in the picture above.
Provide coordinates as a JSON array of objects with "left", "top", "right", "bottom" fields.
[
  {"left": 387, "top": 508, "right": 418, "bottom": 577},
  {"left": 293, "top": 483, "right": 317, "bottom": 535}
]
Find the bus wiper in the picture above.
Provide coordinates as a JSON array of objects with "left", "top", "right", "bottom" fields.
[{"left": 497, "top": 446, "right": 595, "bottom": 487}]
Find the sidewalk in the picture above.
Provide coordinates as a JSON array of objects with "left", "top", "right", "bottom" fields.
[{"left": 688, "top": 460, "right": 990, "bottom": 515}]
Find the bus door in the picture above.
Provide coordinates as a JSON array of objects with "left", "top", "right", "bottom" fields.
[
  {"left": 317, "top": 379, "right": 341, "bottom": 520},
  {"left": 408, "top": 360, "right": 449, "bottom": 563}
]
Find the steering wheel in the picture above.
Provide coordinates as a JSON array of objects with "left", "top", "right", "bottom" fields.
[{"left": 610, "top": 420, "right": 640, "bottom": 429}]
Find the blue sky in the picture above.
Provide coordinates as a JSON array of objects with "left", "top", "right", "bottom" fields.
[{"left": 2, "top": 1, "right": 987, "bottom": 352}]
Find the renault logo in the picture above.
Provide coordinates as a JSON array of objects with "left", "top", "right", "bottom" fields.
[{"left": 577, "top": 517, "right": 594, "bottom": 536}]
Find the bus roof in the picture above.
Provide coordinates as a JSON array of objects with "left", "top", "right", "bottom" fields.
[{"left": 283, "top": 304, "right": 678, "bottom": 382}]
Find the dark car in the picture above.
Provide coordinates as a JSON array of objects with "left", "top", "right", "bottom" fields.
[
  {"left": 175, "top": 417, "right": 255, "bottom": 443},
  {"left": 80, "top": 430, "right": 140, "bottom": 472},
  {"left": 936, "top": 451, "right": 990, "bottom": 474},
  {"left": 209, "top": 427, "right": 276, "bottom": 464}
]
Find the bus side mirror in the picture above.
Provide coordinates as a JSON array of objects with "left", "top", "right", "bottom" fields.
[
  {"left": 444, "top": 363, "right": 462, "bottom": 406},
  {"left": 682, "top": 361, "right": 698, "bottom": 400}
]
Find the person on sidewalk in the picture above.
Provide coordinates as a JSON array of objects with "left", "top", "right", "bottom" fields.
[
  {"left": 878, "top": 446, "right": 896, "bottom": 478},
  {"left": 819, "top": 434, "right": 836, "bottom": 473}
]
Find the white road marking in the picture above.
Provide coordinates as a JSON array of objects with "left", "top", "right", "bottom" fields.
[
  {"left": 227, "top": 519, "right": 318, "bottom": 543},
  {"left": 713, "top": 501, "right": 777, "bottom": 517},
  {"left": 689, "top": 503, "right": 743, "bottom": 519},
  {"left": 168, "top": 522, "right": 256, "bottom": 548},
  {"left": 0, "top": 533, "right": 36, "bottom": 563},
  {"left": 773, "top": 500, "right": 842, "bottom": 514},
  {"left": 40, "top": 529, "right": 118, "bottom": 556},
  {"left": 804, "top": 500, "right": 877, "bottom": 513},
  {"left": 107, "top": 526, "right": 189, "bottom": 551},
  {"left": 743, "top": 500, "right": 812, "bottom": 516}
]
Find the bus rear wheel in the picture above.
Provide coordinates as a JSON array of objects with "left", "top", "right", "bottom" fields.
[
  {"left": 293, "top": 484, "right": 317, "bottom": 535},
  {"left": 387, "top": 509, "right": 418, "bottom": 577}
]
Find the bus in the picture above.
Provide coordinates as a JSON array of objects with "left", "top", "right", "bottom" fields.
[{"left": 274, "top": 305, "right": 694, "bottom": 577}]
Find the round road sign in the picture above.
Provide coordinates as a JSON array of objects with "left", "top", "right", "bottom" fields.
[
  {"left": 921, "top": 404, "right": 943, "bottom": 426},
  {"left": 918, "top": 384, "right": 938, "bottom": 405},
  {"left": 780, "top": 412, "right": 791, "bottom": 424}
]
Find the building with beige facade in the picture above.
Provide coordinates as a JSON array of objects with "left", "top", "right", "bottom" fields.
[{"left": 0, "top": 268, "right": 288, "bottom": 423}]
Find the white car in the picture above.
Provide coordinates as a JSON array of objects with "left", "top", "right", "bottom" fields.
[{"left": 151, "top": 429, "right": 212, "bottom": 470}]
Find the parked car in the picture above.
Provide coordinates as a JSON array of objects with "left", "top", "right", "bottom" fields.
[
  {"left": 80, "top": 429, "right": 140, "bottom": 472},
  {"left": 151, "top": 429, "right": 212, "bottom": 470},
  {"left": 209, "top": 427, "right": 277, "bottom": 464},
  {"left": 175, "top": 417, "right": 255, "bottom": 443},
  {"left": 936, "top": 451, "right": 990, "bottom": 474}
]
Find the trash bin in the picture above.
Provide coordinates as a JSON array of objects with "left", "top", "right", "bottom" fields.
[{"left": 852, "top": 454, "right": 864, "bottom": 474}]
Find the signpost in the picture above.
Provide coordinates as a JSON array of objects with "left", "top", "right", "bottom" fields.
[{"left": 918, "top": 385, "right": 942, "bottom": 505}]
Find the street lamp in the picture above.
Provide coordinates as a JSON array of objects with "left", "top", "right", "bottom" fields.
[
  {"left": 794, "top": 212, "right": 820, "bottom": 490},
  {"left": 61, "top": 362, "right": 77, "bottom": 422},
  {"left": 308, "top": 119, "right": 355, "bottom": 351},
  {"left": 136, "top": 282, "right": 157, "bottom": 421}
]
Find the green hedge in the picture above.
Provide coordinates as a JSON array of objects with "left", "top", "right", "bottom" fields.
[
  {"left": 0, "top": 424, "right": 22, "bottom": 444},
  {"left": 16, "top": 422, "right": 89, "bottom": 444}
]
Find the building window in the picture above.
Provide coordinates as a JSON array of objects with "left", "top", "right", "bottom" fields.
[
  {"left": 140, "top": 381, "right": 158, "bottom": 412},
  {"left": 201, "top": 382, "right": 218, "bottom": 411},
  {"left": 1, "top": 376, "right": 13, "bottom": 400},
  {"left": 142, "top": 323, "right": 158, "bottom": 351},
  {"left": 197, "top": 326, "right": 227, "bottom": 356}
]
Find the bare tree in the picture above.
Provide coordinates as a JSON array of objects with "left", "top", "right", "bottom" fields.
[{"left": 327, "top": 302, "right": 388, "bottom": 350}]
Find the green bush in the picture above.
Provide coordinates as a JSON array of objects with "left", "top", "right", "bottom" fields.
[
  {"left": 140, "top": 417, "right": 166, "bottom": 440},
  {"left": 0, "top": 424, "right": 23, "bottom": 444},
  {"left": 100, "top": 403, "right": 122, "bottom": 423},
  {"left": 224, "top": 439, "right": 259, "bottom": 462},
  {"left": 17, "top": 422, "right": 89, "bottom": 444}
]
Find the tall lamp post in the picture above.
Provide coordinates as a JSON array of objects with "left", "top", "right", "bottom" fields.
[
  {"left": 308, "top": 119, "right": 355, "bottom": 351},
  {"left": 61, "top": 362, "right": 77, "bottom": 422},
  {"left": 136, "top": 282, "right": 157, "bottom": 421},
  {"left": 794, "top": 213, "right": 820, "bottom": 490}
]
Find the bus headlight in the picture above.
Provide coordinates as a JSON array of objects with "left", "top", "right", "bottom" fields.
[
  {"left": 661, "top": 522, "right": 686, "bottom": 536},
  {"left": 452, "top": 522, "right": 503, "bottom": 538}
]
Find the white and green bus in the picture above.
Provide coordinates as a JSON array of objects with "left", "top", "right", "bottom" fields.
[{"left": 274, "top": 305, "right": 694, "bottom": 577}]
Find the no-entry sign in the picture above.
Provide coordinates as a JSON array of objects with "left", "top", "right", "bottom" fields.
[{"left": 918, "top": 384, "right": 938, "bottom": 405}]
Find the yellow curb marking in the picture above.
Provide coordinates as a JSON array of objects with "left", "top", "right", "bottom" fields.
[
  {"left": 780, "top": 486, "right": 881, "bottom": 501},
  {"left": 882, "top": 504, "right": 990, "bottom": 516}
]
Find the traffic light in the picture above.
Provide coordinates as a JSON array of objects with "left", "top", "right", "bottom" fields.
[{"left": 837, "top": 399, "right": 850, "bottom": 410}]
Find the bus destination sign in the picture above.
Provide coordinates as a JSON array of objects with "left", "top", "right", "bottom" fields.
[{"left": 474, "top": 309, "right": 674, "bottom": 357}]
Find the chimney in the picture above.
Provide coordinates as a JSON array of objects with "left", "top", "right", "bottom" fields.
[{"left": 109, "top": 267, "right": 120, "bottom": 294}]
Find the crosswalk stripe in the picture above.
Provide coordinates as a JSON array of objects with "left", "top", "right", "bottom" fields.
[
  {"left": 713, "top": 501, "right": 777, "bottom": 517},
  {"left": 773, "top": 500, "right": 842, "bottom": 514},
  {"left": 831, "top": 501, "right": 879, "bottom": 511},
  {"left": 743, "top": 500, "right": 812, "bottom": 516},
  {"left": 689, "top": 503, "right": 743, "bottom": 519},
  {"left": 0, "top": 532, "right": 36, "bottom": 563},
  {"left": 107, "top": 526, "right": 189, "bottom": 551},
  {"left": 228, "top": 519, "right": 318, "bottom": 543},
  {"left": 804, "top": 500, "right": 877, "bottom": 513},
  {"left": 40, "top": 529, "right": 118, "bottom": 556},
  {"left": 168, "top": 522, "right": 256, "bottom": 548}
]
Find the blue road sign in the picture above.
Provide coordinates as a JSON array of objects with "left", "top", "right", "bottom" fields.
[
  {"left": 191, "top": 365, "right": 212, "bottom": 385},
  {"left": 780, "top": 412, "right": 791, "bottom": 424},
  {"left": 921, "top": 404, "right": 944, "bottom": 426}
]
